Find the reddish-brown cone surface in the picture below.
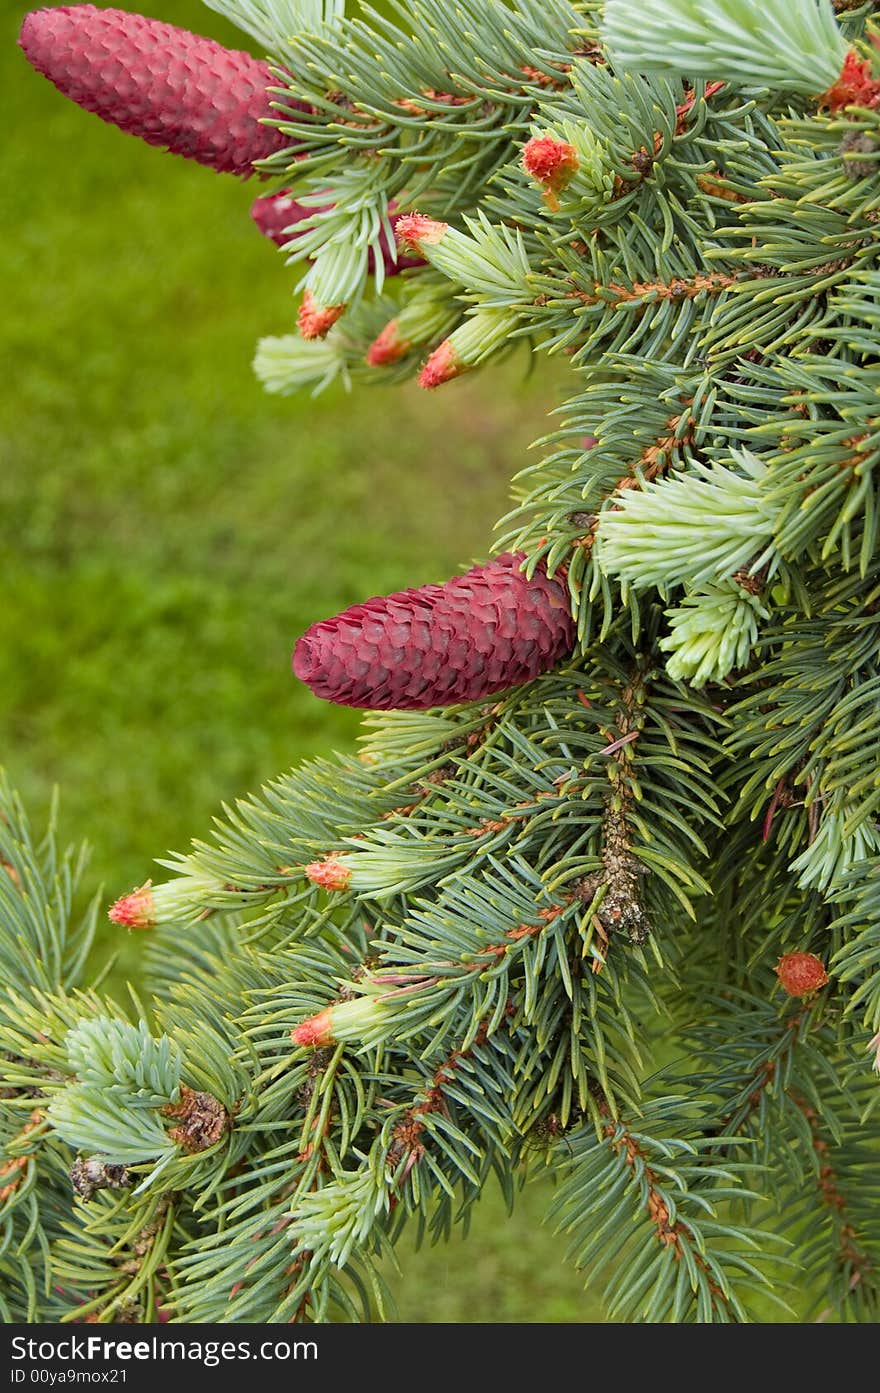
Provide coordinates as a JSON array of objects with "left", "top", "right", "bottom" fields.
[
  {"left": 19, "top": 5, "right": 296, "bottom": 175},
  {"left": 775, "top": 952, "right": 829, "bottom": 998},
  {"left": 293, "top": 553, "right": 576, "bottom": 710}
]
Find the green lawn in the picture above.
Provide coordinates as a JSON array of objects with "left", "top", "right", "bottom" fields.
[{"left": 3, "top": 0, "right": 600, "bottom": 1322}]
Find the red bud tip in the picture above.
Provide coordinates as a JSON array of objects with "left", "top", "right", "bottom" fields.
[
  {"left": 386, "top": 214, "right": 426, "bottom": 272},
  {"left": 298, "top": 290, "right": 346, "bottom": 340},
  {"left": 291, "top": 1008, "right": 335, "bottom": 1048},
  {"left": 419, "top": 339, "right": 464, "bottom": 389},
  {"left": 108, "top": 881, "right": 155, "bottom": 930},
  {"left": 394, "top": 213, "right": 448, "bottom": 252},
  {"left": 775, "top": 952, "right": 829, "bottom": 998},
  {"left": 522, "top": 136, "right": 579, "bottom": 198},
  {"left": 820, "top": 51, "right": 880, "bottom": 110},
  {"left": 304, "top": 856, "right": 352, "bottom": 892},
  {"left": 366, "top": 320, "right": 411, "bottom": 367}
]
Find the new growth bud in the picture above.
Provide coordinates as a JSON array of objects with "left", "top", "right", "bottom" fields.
[
  {"left": 298, "top": 290, "right": 346, "bottom": 340},
  {"left": 291, "top": 995, "right": 385, "bottom": 1048},
  {"left": 416, "top": 309, "right": 519, "bottom": 390},
  {"left": 395, "top": 213, "right": 449, "bottom": 253},
  {"left": 108, "top": 881, "right": 155, "bottom": 930},
  {"left": 304, "top": 856, "right": 352, "bottom": 891},
  {"left": 522, "top": 135, "right": 580, "bottom": 209},
  {"left": 365, "top": 289, "right": 460, "bottom": 371},
  {"left": 291, "top": 1007, "right": 335, "bottom": 1048},
  {"left": 419, "top": 339, "right": 462, "bottom": 388},
  {"left": 108, "top": 872, "right": 228, "bottom": 928},
  {"left": 366, "top": 320, "right": 411, "bottom": 367},
  {"left": 775, "top": 952, "right": 829, "bottom": 999}
]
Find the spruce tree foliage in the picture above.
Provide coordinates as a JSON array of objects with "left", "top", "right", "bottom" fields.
[{"left": 9, "top": 0, "right": 880, "bottom": 1323}]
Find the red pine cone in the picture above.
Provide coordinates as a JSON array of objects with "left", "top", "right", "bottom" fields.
[
  {"left": 293, "top": 553, "right": 576, "bottom": 710},
  {"left": 19, "top": 5, "right": 297, "bottom": 175},
  {"left": 775, "top": 952, "right": 829, "bottom": 998},
  {"left": 251, "top": 191, "right": 424, "bottom": 276}
]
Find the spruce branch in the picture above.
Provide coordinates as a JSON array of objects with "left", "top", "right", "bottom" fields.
[
  {"left": 550, "top": 1097, "right": 783, "bottom": 1322},
  {"left": 789, "top": 1092, "right": 879, "bottom": 1320},
  {"left": 13, "top": 0, "right": 880, "bottom": 1326}
]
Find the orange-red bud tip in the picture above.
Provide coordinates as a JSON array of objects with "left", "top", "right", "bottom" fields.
[
  {"left": 291, "top": 1008, "right": 334, "bottom": 1048},
  {"left": 394, "top": 213, "right": 448, "bottom": 252},
  {"left": 418, "top": 339, "right": 464, "bottom": 389},
  {"left": 522, "top": 135, "right": 579, "bottom": 195},
  {"left": 108, "top": 882, "right": 155, "bottom": 930},
  {"left": 366, "top": 320, "right": 411, "bottom": 367},
  {"left": 775, "top": 952, "right": 829, "bottom": 998},
  {"left": 304, "top": 856, "right": 351, "bottom": 891},
  {"left": 820, "top": 51, "right": 880, "bottom": 110},
  {"left": 298, "top": 290, "right": 346, "bottom": 340}
]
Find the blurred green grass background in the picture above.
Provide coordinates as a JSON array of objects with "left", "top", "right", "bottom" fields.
[{"left": 3, "top": 0, "right": 601, "bottom": 1322}]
